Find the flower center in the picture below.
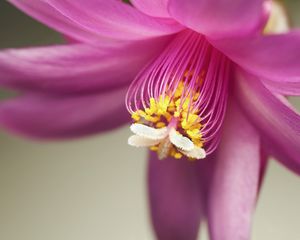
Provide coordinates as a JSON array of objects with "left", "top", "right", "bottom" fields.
[{"left": 126, "top": 30, "right": 230, "bottom": 160}]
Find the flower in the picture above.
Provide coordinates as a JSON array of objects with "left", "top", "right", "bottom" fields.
[{"left": 0, "top": 0, "right": 300, "bottom": 239}]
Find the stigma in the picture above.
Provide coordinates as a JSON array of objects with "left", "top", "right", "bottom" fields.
[{"left": 126, "top": 30, "right": 230, "bottom": 160}]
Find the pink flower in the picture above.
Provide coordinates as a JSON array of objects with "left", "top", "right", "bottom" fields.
[{"left": 0, "top": 1, "right": 299, "bottom": 239}]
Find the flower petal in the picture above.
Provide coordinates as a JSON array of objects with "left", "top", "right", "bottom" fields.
[
  {"left": 0, "top": 37, "right": 171, "bottom": 94},
  {"left": 131, "top": 0, "right": 170, "bottom": 18},
  {"left": 262, "top": 79, "right": 300, "bottom": 96},
  {"left": 45, "top": 0, "right": 183, "bottom": 40},
  {"left": 0, "top": 87, "right": 129, "bottom": 139},
  {"left": 211, "top": 31, "right": 300, "bottom": 81},
  {"left": 235, "top": 70, "right": 300, "bottom": 175},
  {"left": 207, "top": 100, "right": 261, "bottom": 240},
  {"left": 258, "top": 148, "right": 269, "bottom": 192},
  {"left": 168, "top": 0, "right": 269, "bottom": 38},
  {"left": 148, "top": 151, "right": 202, "bottom": 240},
  {"left": 9, "top": 0, "right": 105, "bottom": 43}
]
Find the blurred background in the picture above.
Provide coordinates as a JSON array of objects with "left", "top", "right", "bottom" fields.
[{"left": 0, "top": 1, "right": 300, "bottom": 239}]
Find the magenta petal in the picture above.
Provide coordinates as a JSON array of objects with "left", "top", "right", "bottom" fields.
[
  {"left": 0, "top": 87, "right": 129, "bottom": 139},
  {"left": 168, "top": 0, "right": 269, "bottom": 38},
  {"left": 45, "top": 0, "right": 182, "bottom": 41},
  {"left": 0, "top": 37, "right": 171, "bottom": 93},
  {"left": 208, "top": 100, "right": 261, "bottom": 240},
  {"left": 148, "top": 152, "right": 202, "bottom": 240},
  {"left": 262, "top": 79, "right": 300, "bottom": 96},
  {"left": 235, "top": 70, "right": 300, "bottom": 175},
  {"left": 9, "top": 0, "right": 106, "bottom": 43},
  {"left": 211, "top": 31, "right": 300, "bottom": 81},
  {"left": 131, "top": 0, "right": 170, "bottom": 18},
  {"left": 258, "top": 148, "right": 269, "bottom": 193}
]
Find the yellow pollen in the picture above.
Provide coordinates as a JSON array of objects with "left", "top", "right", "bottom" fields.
[
  {"left": 173, "top": 152, "right": 183, "bottom": 159},
  {"left": 150, "top": 146, "right": 159, "bottom": 151},
  {"left": 156, "top": 122, "right": 166, "bottom": 128}
]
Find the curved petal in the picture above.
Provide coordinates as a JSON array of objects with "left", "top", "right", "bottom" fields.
[
  {"left": 148, "top": 152, "right": 202, "bottom": 240},
  {"left": 208, "top": 100, "right": 261, "bottom": 240},
  {"left": 131, "top": 0, "right": 170, "bottom": 18},
  {"left": 262, "top": 79, "right": 300, "bottom": 96},
  {"left": 45, "top": 0, "right": 183, "bottom": 41},
  {"left": 235, "top": 70, "right": 300, "bottom": 175},
  {"left": 168, "top": 0, "right": 269, "bottom": 38},
  {"left": 211, "top": 31, "right": 300, "bottom": 81},
  {"left": 258, "top": 148, "right": 269, "bottom": 193},
  {"left": 9, "top": 0, "right": 106, "bottom": 43},
  {"left": 0, "top": 36, "right": 171, "bottom": 94},
  {"left": 0, "top": 87, "right": 129, "bottom": 139}
]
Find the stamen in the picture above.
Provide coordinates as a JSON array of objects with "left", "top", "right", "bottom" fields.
[{"left": 126, "top": 30, "right": 230, "bottom": 160}]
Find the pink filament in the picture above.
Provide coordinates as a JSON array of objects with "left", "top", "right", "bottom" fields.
[{"left": 126, "top": 30, "right": 231, "bottom": 155}]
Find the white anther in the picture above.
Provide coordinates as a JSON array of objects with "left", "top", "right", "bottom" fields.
[
  {"left": 180, "top": 146, "right": 206, "bottom": 159},
  {"left": 130, "top": 123, "right": 168, "bottom": 140},
  {"left": 169, "top": 128, "right": 194, "bottom": 151},
  {"left": 128, "top": 135, "right": 161, "bottom": 147}
]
